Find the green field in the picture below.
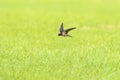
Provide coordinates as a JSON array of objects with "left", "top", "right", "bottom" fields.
[{"left": 0, "top": 0, "right": 120, "bottom": 80}]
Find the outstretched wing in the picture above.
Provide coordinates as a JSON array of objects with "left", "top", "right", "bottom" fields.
[
  {"left": 65, "top": 27, "right": 76, "bottom": 34},
  {"left": 60, "top": 23, "right": 64, "bottom": 33}
]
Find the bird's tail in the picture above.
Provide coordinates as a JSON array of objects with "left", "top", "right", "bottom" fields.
[{"left": 67, "top": 35, "right": 72, "bottom": 37}]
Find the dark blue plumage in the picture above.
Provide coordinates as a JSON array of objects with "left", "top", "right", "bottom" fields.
[{"left": 58, "top": 23, "right": 76, "bottom": 37}]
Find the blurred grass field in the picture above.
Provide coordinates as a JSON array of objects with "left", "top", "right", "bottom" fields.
[{"left": 0, "top": 0, "right": 120, "bottom": 80}]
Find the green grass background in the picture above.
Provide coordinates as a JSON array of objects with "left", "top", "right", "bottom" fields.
[{"left": 0, "top": 0, "right": 120, "bottom": 80}]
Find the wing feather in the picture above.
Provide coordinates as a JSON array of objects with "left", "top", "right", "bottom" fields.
[
  {"left": 65, "top": 27, "right": 76, "bottom": 34},
  {"left": 60, "top": 23, "right": 64, "bottom": 33}
]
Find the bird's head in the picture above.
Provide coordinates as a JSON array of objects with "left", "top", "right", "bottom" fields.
[{"left": 58, "top": 33, "right": 62, "bottom": 36}]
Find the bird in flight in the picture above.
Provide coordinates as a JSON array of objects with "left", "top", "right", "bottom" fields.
[{"left": 58, "top": 23, "right": 76, "bottom": 37}]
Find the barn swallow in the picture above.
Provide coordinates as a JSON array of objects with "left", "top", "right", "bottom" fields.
[{"left": 58, "top": 23, "right": 76, "bottom": 37}]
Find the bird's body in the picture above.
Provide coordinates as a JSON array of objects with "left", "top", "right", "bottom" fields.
[{"left": 58, "top": 23, "right": 76, "bottom": 37}]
